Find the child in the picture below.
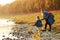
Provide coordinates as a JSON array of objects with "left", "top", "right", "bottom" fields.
[{"left": 35, "top": 16, "right": 42, "bottom": 32}]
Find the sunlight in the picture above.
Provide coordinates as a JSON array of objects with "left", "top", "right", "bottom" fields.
[
  {"left": 0, "top": 0, "right": 15, "bottom": 5},
  {"left": 0, "top": 19, "right": 15, "bottom": 26}
]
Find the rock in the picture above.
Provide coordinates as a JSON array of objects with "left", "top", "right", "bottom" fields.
[
  {"left": 2, "top": 24, "right": 60, "bottom": 40},
  {"left": 41, "top": 31, "right": 52, "bottom": 40},
  {"left": 52, "top": 33, "right": 60, "bottom": 40}
]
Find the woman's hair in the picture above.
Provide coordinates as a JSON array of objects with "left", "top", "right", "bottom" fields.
[{"left": 49, "top": 12, "right": 54, "bottom": 18}]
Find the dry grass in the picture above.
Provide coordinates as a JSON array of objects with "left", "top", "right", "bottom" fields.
[
  {"left": 0, "top": 11, "right": 60, "bottom": 29},
  {"left": 14, "top": 12, "right": 60, "bottom": 30}
]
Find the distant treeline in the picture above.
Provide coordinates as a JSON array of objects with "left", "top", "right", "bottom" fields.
[{"left": 0, "top": 0, "right": 60, "bottom": 14}]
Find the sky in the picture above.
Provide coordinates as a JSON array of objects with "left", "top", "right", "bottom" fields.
[{"left": 0, "top": 0, "right": 15, "bottom": 5}]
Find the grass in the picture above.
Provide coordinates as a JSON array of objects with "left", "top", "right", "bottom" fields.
[
  {"left": 0, "top": 11, "right": 60, "bottom": 29},
  {"left": 12, "top": 13, "right": 60, "bottom": 29}
]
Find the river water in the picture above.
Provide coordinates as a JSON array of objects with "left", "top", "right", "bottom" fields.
[
  {"left": 0, "top": 19, "right": 15, "bottom": 40},
  {"left": 0, "top": 26, "right": 15, "bottom": 40}
]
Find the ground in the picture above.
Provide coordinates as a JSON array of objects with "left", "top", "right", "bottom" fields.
[{"left": 0, "top": 10, "right": 60, "bottom": 40}]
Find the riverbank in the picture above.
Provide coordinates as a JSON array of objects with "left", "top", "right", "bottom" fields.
[{"left": 1, "top": 24, "right": 60, "bottom": 40}]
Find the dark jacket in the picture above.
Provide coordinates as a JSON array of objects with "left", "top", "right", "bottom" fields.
[
  {"left": 35, "top": 20, "right": 42, "bottom": 27},
  {"left": 43, "top": 11, "right": 55, "bottom": 25}
]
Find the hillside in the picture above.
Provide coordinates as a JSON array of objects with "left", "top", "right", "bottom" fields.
[{"left": 0, "top": 0, "right": 60, "bottom": 15}]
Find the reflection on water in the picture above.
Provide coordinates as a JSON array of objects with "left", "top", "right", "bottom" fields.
[
  {"left": 0, "top": 26, "right": 14, "bottom": 40},
  {"left": 0, "top": 19, "right": 15, "bottom": 26},
  {"left": 0, "top": 19, "right": 16, "bottom": 40}
]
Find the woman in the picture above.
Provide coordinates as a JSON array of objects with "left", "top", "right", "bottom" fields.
[{"left": 42, "top": 11, "right": 55, "bottom": 31}]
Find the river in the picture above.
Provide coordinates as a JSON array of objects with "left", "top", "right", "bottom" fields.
[{"left": 0, "top": 19, "right": 15, "bottom": 40}]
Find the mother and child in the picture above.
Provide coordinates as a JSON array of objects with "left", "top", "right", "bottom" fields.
[{"left": 35, "top": 11, "right": 55, "bottom": 31}]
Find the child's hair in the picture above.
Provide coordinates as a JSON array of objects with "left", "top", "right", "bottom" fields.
[
  {"left": 35, "top": 16, "right": 42, "bottom": 27},
  {"left": 37, "top": 16, "right": 40, "bottom": 19}
]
